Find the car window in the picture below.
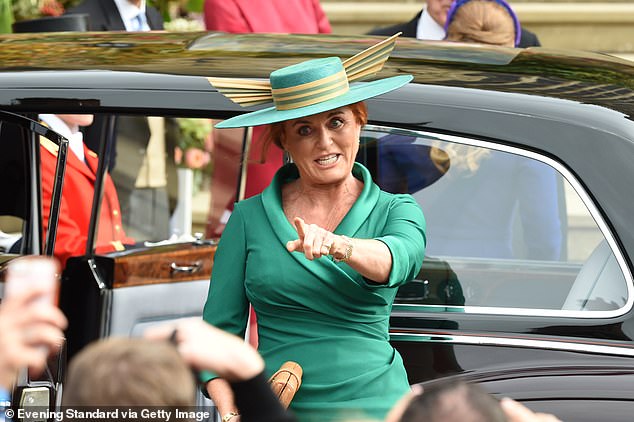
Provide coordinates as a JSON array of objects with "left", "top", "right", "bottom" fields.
[
  {"left": 358, "top": 126, "right": 630, "bottom": 315},
  {"left": 0, "top": 114, "right": 67, "bottom": 258},
  {"left": 95, "top": 115, "right": 237, "bottom": 248},
  {"left": 27, "top": 112, "right": 243, "bottom": 268},
  {"left": 0, "top": 217, "right": 23, "bottom": 255}
]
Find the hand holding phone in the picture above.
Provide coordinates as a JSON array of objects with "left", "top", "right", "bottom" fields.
[
  {"left": 4, "top": 256, "right": 60, "bottom": 305},
  {"left": 0, "top": 256, "right": 67, "bottom": 389}
]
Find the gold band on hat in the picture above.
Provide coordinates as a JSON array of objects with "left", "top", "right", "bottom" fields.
[
  {"left": 272, "top": 69, "right": 349, "bottom": 111},
  {"left": 207, "top": 33, "right": 402, "bottom": 108}
]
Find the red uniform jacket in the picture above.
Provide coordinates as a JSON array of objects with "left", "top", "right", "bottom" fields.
[{"left": 40, "top": 137, "right": 134, "bottom": 267}]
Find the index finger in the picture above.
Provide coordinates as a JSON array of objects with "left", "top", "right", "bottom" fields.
[{"left": 293, "top": 217, "right": 306, "bottom": 238}]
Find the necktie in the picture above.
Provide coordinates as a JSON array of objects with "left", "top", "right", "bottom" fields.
[{"left": 130, "top": 14, "right": 145, "bottom": 31}]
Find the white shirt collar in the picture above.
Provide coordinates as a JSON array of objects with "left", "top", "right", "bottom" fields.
[
  {"left": 113, "top": 0, "right": 148, "bottom": 31},
  {"left": 39, "top": 114, "right": 86, "bottom": 163},
  {"left": 416, "top": 8, "right": 446, "bottom": 41}
]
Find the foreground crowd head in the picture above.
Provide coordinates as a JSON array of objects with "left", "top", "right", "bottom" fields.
[
  {"left": 389, "top": 379, "right": 563, "bottom": 422},
  {"left": 63, "top": 337, "right": 195, "bottom": 407},
  {"left": 396, "top": 379, "right": 505, "bottom": 422}
]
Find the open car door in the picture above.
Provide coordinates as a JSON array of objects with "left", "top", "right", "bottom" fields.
[{"left": 0, "top": 110, "right": 69, "bottom": 414}]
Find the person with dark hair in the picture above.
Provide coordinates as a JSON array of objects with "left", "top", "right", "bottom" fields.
[
  {"left": 203, "top": 35, "right": 426, "bottom": 422},
  {"left": 397, "top": 380, "right": 506, "bottom": 422},
  {"left": 368, "top": 0, "right": 540, "bottom": 48},
  {"left": 387, "top": 379, "right": 562, "bottom": 422}
]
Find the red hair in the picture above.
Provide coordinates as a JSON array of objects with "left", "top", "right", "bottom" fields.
[{"left": 258, "top": 102, "right": 368, "bottom": 162}]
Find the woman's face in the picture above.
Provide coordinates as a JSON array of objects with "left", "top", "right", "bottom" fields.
[{"left": 280, "top": 106, "right": 361, "bottom": 187}]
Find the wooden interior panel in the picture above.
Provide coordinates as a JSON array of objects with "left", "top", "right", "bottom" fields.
[{"left": 112, "top": 243, "right": 217, "bottom": 288}]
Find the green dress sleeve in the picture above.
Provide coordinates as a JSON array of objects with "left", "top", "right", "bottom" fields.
[
  {"left": 372, "top": 194, "right": 427, "bottom": 288},
  {"left": 200, "top": 204, "right": 250, "bottom": 383}
]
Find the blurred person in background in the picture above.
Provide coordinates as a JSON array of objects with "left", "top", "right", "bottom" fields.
[
  {"left": 39, "top": 114, "right": 134, "bottom": 267},
  {"left": 369, "top": 0, "right": 540, "bottom": 47},
  {"left": 65, "top": 1, "right": 173, "bottom": 241},
  {"left": 66, "top": 0, "right": 163, "bottom": 31},
  {"left": 374, "top": 0, "right": 561, "bottom": 261},
  {"left": 204, "top": 0, "right": 330, "bottom": 34},
  {"left": 444, "top": 0, "right": 519, "bottom": 47},
  {"left": 431, "top": 0, "right": 562, "bottom": 260}
]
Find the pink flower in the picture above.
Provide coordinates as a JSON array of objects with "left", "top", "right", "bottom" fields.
[
  {"left": 184, "top": 148, "right": 209, "bottom": 169},
  {"left": 40, "top": 0, "right": 65, "bottom": 17}
]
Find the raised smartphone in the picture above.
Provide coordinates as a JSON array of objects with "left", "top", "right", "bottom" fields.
[{"left": 4, "top": 256, "right": 60, "bottom": 305}]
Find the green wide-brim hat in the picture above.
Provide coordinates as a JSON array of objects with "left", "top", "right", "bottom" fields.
[{"left": 208, "top": 34, "right": 412, "bottom": 129}]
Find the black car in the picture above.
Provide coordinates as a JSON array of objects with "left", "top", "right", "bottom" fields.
[{"left": 0, "top": 31, "right": 633, "bottom": 421}]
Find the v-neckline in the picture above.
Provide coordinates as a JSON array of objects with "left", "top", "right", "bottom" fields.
[{"left": 261, "top": 162, "right": 380, "bottom": 246}]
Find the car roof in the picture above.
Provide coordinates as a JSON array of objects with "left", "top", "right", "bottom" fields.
[{"left": 1, "top": 32, "right": 633, "bottom": 114}]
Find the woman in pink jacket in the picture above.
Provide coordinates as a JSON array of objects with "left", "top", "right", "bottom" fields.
[{"left": 204, "top": 0, "right": 331, "bottom": 34}]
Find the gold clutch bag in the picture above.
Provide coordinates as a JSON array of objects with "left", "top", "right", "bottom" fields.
[{"left": 268, "top": 361, "right": 303, "bottom": 409}]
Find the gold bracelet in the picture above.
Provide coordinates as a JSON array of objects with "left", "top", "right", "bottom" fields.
[
  {"left": 222, "top": 412, "right": 239, "bottom": 422},
  {"left": 334, "top": 236, "right": 353, "bottom": 263}
]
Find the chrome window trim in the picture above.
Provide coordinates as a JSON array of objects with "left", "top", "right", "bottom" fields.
[
  {"left": 390, "top": 332, "right": 634, "bottom": 357},
  {"left": 363, "top": 124, "right": 634, "bottom": 319}
]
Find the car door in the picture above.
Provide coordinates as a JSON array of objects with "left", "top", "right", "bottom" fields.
[
  {"left": 57, "top": 113, "right": 235, "bottom": 356},
  {"left": 355, "top": 123, "right": 633, "bottom": 388},
  {"left": 0, "top": 111, "right": 71, "bottom": 414},
  {"left": 56, "top": 112, "right": 244, "bottom": 418}
]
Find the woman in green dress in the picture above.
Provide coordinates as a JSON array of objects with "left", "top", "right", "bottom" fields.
[{"left": 202, "top": 34, "right": 426, "bottom": 422}]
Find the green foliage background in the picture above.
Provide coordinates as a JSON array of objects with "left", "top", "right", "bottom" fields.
[
  {"left": 1, "top": 0, "right": 204, "bottom": 33},
  {"left": 148, "top": 0, "right": 203, "bottom": 21}
]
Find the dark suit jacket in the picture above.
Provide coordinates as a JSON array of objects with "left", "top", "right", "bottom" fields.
[
  {"left": 64, "top": 0, "right": 164, "bottom": 166},
  {"left": 368, "top": 10, "right": 540, "bottom": 48},
  {"left": 66, "top": 0, "right": 164, "bottom": 31}
]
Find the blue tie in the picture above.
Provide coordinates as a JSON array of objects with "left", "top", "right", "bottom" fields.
[{"left": 131, "top": 14, "right": 145, "bottom": 31}]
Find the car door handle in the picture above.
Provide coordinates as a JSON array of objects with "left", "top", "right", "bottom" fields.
[{"left": 170, "top": 261, "right": 202, "bottom": 274}]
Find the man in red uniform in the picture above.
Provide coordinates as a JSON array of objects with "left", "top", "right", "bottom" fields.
[{"left": 39, "top": 114, "right": 134, "bottom": 267}]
